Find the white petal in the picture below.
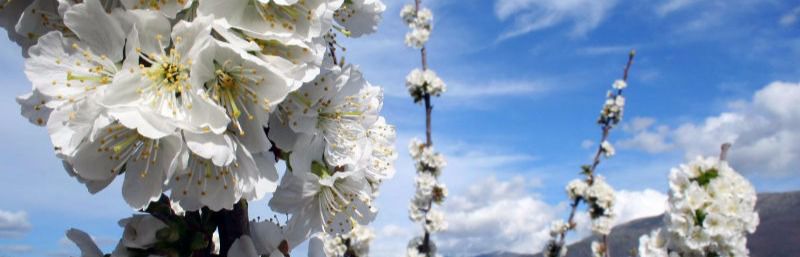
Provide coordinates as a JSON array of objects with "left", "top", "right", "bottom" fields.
[
  {"left": 183, "top": 132, "right": 236, "bottom": 166},
  {"left": 63, "top": 0, "right": 126, "bottom": 61},
  {"left": 308, "top": 235, "right": 327, "bottom": 257},
  {"left": 122, "top": 136, "right": 182, "bottom": 209},
  {"left": 109, "top": 108, "right": 178, "bottom": 139},
  {"left": 249, "top": 152, "right": 279, "bottom": 200},
  {"left": 16, "top": 91, "right": 51, "bottom": 127},
  {"left": 63, "top": 161, "right": 114, "bottom": 194},
  {"left": 66, "top": 228, "right": 104, "bottom": 257},
  {"left": 228, "top": 236, "right": 259, "bottom": 257},
  {"left": 289, "top": 134, "right": 324, "bottom": 174}
]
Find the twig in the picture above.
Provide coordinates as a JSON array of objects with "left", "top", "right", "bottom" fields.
[
  {"left": 720, "top": 143, "right": 732, "bottom": 161},
  {"left": 554, "top": 51, "right": 636, "bottom": 257}
]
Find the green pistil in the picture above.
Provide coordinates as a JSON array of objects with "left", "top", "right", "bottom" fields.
[
  {"left": 113, "top": 135, "right": 139, "bottom": 154},
  {"left": 311, "top": 160, "right": 331, "bottom": 179}
]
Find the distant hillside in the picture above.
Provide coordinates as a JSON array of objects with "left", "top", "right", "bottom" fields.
[{"left": 475, "top": 191, "right": 800, "bottom": 257}]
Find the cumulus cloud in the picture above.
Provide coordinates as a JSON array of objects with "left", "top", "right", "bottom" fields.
[
  {"left": 780, "top": 6, "right": 800, "bottom": 27},
  {"left": 434, "top": 176, "right": 667, "bottom": 256},
  {"left": 619, "top": 81, "right": 800, "bottom": 176},
  {"left": 439, "top": 176, "right": 565, "bottom": 255},
  {"left": 613, "top": 189, "right": 668, "bottom": 225},
  {"left": 0, "top": 210, "right": 31, "bottom": 238},
  {"left": 493, "top": 0, "right": 618, "bottom": 41},
  {"left": 617, "top": 117, "right": 673, "bottom": 153}
]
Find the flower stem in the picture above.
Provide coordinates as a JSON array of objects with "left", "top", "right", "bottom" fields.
[{"left": 554, "top": 51, "right": 636, "bottom": 257}]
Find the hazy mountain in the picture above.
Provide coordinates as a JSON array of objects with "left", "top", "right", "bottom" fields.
[{"left": 475, "top": 191, "right": 800, "bottom": 257}]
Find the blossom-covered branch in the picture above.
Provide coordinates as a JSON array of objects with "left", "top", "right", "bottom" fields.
[
  {"left": 0, "top": 0, "right": 396, "bottom": 256},
  {"left": 401, "top": 1, "right": 448, "bottom": 256},
  {"left": 544, "top": 51, "right": 635, "bottom": 257}
]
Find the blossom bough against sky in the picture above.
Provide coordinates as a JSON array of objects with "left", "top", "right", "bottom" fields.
[{"left": 0, "top": 0, "right": 799, "bottom": 257}]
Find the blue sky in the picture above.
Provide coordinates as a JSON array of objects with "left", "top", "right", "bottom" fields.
[{"left": 1, "top": 0, "right": 800, "bottom": 256}]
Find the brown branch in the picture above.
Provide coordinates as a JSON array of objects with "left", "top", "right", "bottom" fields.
[
  {"left": 413, "top": 0, "right": 436, "bottom": 254},
  {"left": 720, "top": 143, "right": 732, "bottom": 161},
  {"left": 553, "top": 51, "right": 636, "bottom": 257}
]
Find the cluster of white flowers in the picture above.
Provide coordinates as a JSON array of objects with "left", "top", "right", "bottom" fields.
[
  {"left": 599, "top": 80, "right": 627, "bottom": 126},
  {"left": 408, "top": 138, "right": 448, "bottom": 232},
  {"left": 564, "top": 176, "right": 617, "bottom": 235},
  {"left": 600, "top": 140, "right": 615, "bottom": 158},
  {"left": 400, "top": 4, "right": 433, "bottom": 49},
  {"left": 1, "top": 0, "right": 395, "bottom": 256},
  {"left": 637, "top": 156, "right": 759, "bottom": 257},
  {"left": 592, "top": 241, "right": 608, "bottom": 257},
  {"left": 405, "top": 68, "right": 447, "bottom": 103},
  {"left": 585, "top": 177, "right": 616, "bottom": 235},
  {"left": 409, "top": 138, "right": 447, "bottom": 175},
  {"left": 309, "top": 224, "right": 376, "bottom": 257},
  {"left": 402, "top": 1, "right": 447, "bottom": 256},
  {"left": 544, "top": 53, "right": 635, "bottom": 257}
]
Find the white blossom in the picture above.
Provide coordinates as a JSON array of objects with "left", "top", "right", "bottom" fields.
[
  {"left": 66, "top": 228, "right": 104, "bottom": 257},
  {"left": 565, "top": 179, "right": 588, "bottom": 200},
  {"left": 663, "top": 156, "right": 759, "bottom": 256},
  {"left": 272, "top": 63, "right": 381, "bottom": 173},
  {"left": 404, "top": 26, "right": 430, "bottom": 49},
  {"left": 613, "top": 79, "right": 627, "bottom": 90},
  {"left": 119, "top": 214, "right": 168, "bottom": 249},
  {"left": 400, "top": 4, "right": 416, "bottom": 25},
  {"left": 600, "top": 140, "right": 615, "bottom": 158},
  {"left": 637, "top": 228, "right": 669, "bottom": 257},
  {"left": 549, "top": 219, "right": 570, "bottom": 237},
  {"left": 425, "top": 209, "right": 447, "bottom": 233},
  {"left": 334, "top": 0, "right": 386, "bottom": 37},
  {"left": 591, "top": 241, "right": 606, "bottom": 257},
  {"left": 269, "top": 161, "right": 376, "bottom": 236},
  {"left": 4, "top": 0, "right": 396, "bottom": 253},
  {"left": 120, "top": 0, "right": 193, "bottom": 18},
  {"left": 405, "top": 68, "right": 446, "bottom": 102},
  {"left": 408, "top": 138, "right": 425, "bottom": 159}
]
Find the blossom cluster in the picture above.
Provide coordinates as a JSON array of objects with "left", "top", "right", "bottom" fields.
[
  {"left": 599, "top": 80, "right": 628, "bottom": 126},
  {"left": 402, "top": 1, "right": 448, "bottom": 256},
  {"left": 400, "top": 3, "right": 433, "bottom": 49},
  {"left": 1, "top": 0, "right": 394, "bottom": 256},
  {"left": 405, "top": 68, "right": 447, "bottom": 103},
  {"left": 638, "top": 156, "right": 759, "bottom": 257},
  {"left": 408, "top": 139, "right": 448, "bottom": 232},
  {"left": 308, "top": 224, "right": 376, "bottom": 257},
  {"left": 543, "top": 54, "right": 634, "bottom": 257}
]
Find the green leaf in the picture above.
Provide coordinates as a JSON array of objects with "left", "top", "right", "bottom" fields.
[
  {"left": 695, "top": 209, "right": 707, "bottom": 227},
  {"left": 691, "top": 167, "right": 719, "bottom": 186}
]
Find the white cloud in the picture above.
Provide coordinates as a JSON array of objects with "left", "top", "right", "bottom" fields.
[
  {"left": 779, "top": 6, "right": 800, "bottom": 26},
  {"left": 431, "top": 175, "right": 667, "bottom": 256},
  {"left": 0, "top": 210, "right": 31, "bottom": 239},
  {"left": 494, "top": 0, "right": 618, "bottom": 41},
  {"left": 657, "top": 0, "right": 699, "bottom": 16},
  {"left": 445, "top": 80, "right": 550, "bottom": 98},
  {"left": 613, "top": 189, "right": 667, "bottom": 225},
  {"left": 439, "top": 176, "right": 565, "bottom": 255},
  {"left": 619, "top": 81, "right": 800, "bottom": 177},
  {"left": 617, "top": 117, "right": 673, "bottom": 154},
  {"left": 577, "top": 45, "right": 637, "bottom": 56},
  {"left": 581, "top": 139, "right": 594, "bottom": 149},
  {"left": 0, "top": 244, "right": 33, "bottom": 254}
]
